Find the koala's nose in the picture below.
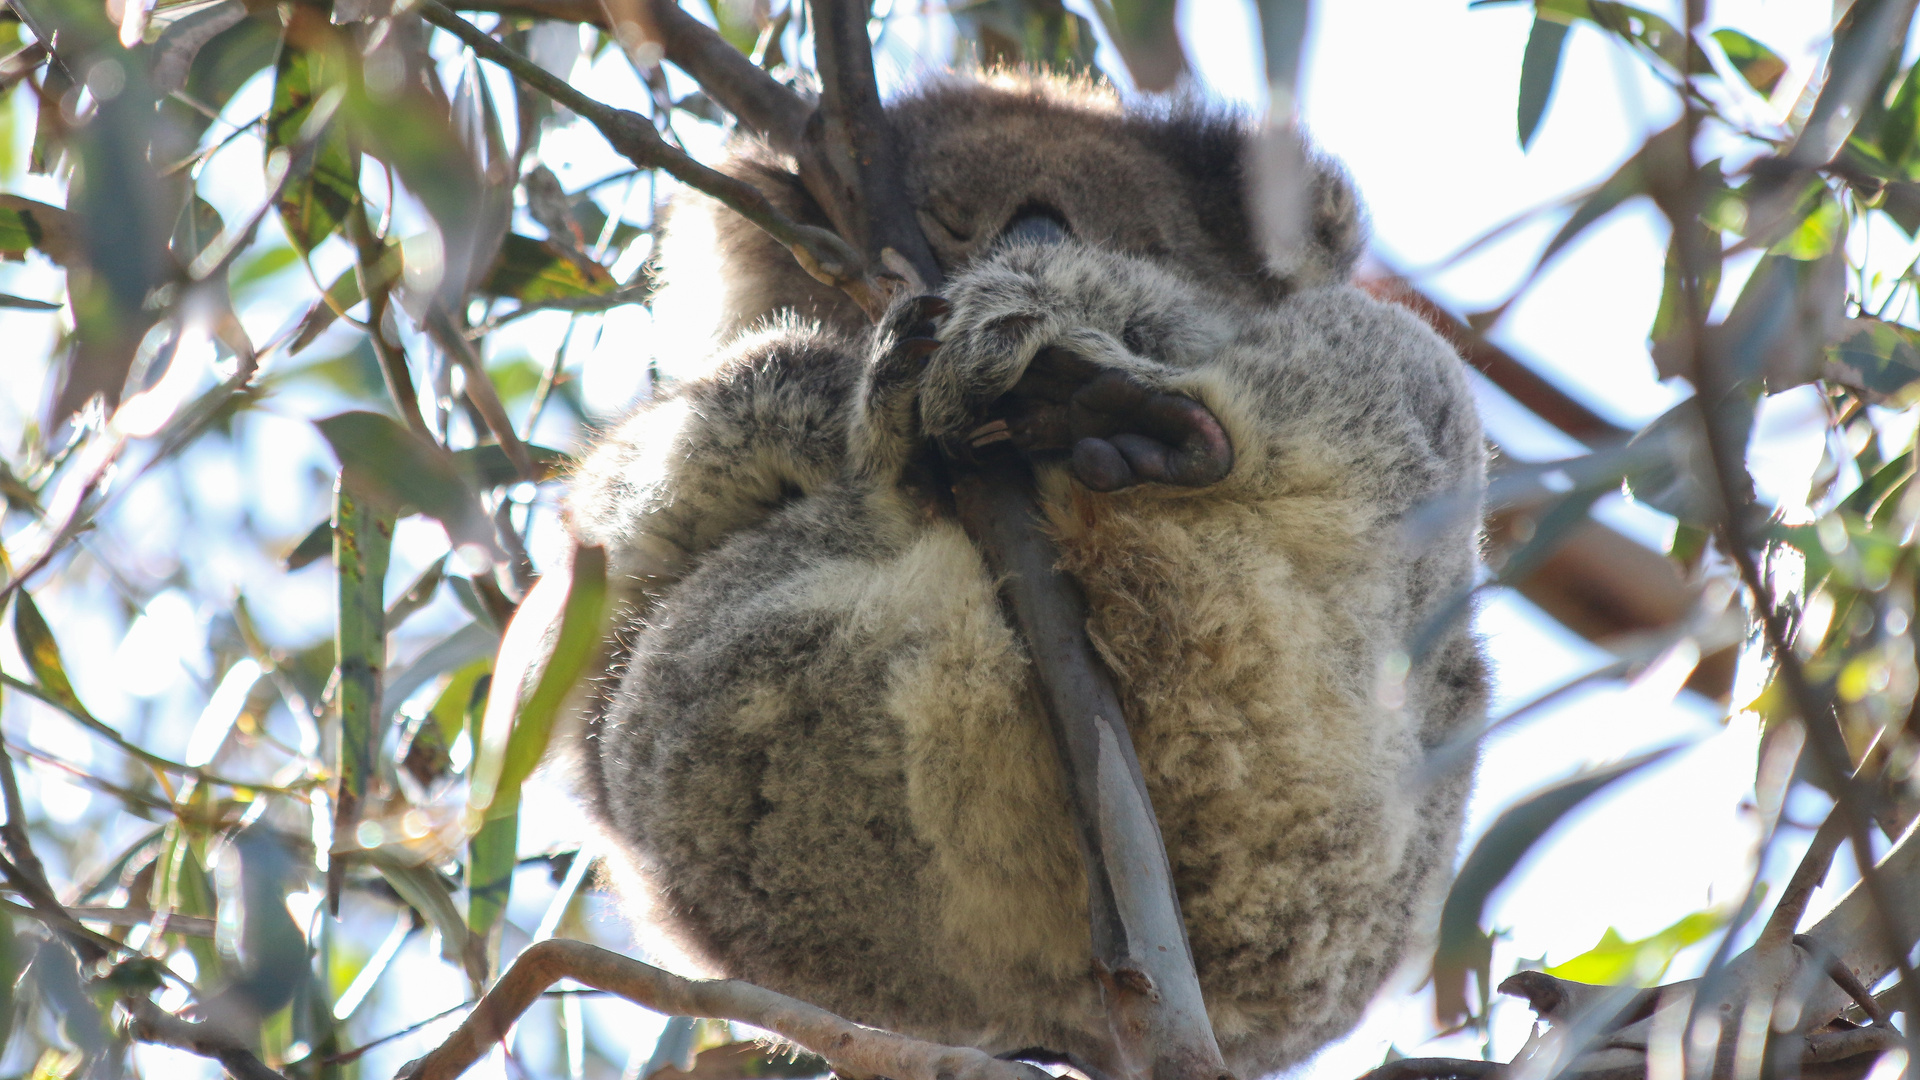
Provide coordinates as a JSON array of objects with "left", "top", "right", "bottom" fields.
[{"left": 997, "top": 208, "right": 1070, "bottom": 247}]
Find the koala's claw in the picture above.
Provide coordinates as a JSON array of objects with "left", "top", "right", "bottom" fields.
[{"left": 994, "top": 352, "right": 1232, "bottom": 491}]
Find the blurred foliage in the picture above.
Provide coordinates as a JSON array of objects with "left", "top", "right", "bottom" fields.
[
  {"left": 1435, "top": 0, "right": 1920, "bottom": 1055},
  {"left": 0, "top": 0, "right": 1913, "bottom": 1076}
]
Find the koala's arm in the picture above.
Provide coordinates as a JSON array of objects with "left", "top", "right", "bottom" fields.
[
  {"left": 914, "top": 241, "right": 1484, "bottom": 520},
  {"left": 565, "top": 323, "right": 859, "bottom": 591}
]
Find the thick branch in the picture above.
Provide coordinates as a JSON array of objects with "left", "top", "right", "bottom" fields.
[
  {"left": 395, "top": 939, "right": 1054, "bottom": 1080},
  {"left": 950, "top": 458, "right": 1230, "bottom": 1080},
  {"left": 808, "top": 0, "right": 937, "bottom": 282}
]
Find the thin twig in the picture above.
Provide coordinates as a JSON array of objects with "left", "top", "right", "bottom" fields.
[
  {"left": 450, "top": 0, "right": 811, "bottom": 146},
  {"left": 1792, "top": 934, "right": 1894, "bottom": 1028},
  {"left": 125, "top": 999, "right": 292, "bottom": 1080},
  {"left": 423, "top": 303, "right": 539, "bottom": 482},
  {"left": 395, "top": 939, "right": 1053, "bottom": 1080},
  {"left": 0, "top": 674, "right": 295, "bottom": 792},
  {"left": 1757, "top": 809, "right": 1850, "bottom": 949},
  {"left": 417, "top": 2, "right": 870, "bottom": 303}
]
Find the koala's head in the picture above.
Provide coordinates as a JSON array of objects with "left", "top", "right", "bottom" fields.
[{"left": 649, "top": 72, "right": 1366, "bottom": 363}]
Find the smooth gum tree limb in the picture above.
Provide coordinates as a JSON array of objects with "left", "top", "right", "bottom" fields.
[{"left": 393, "top": 939, "right": 1057, "bottom": 1080}]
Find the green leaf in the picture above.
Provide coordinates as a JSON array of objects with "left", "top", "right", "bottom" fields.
[
  {"left": 288, "top": 242, "right": 400, "bottom": 356},
  {"left": 1537, "top": 132, "right": 1655, "bottom": 268},
  {"left": 1771, "top": 189, "right": 1845, "bottom": 260},
  {"left": 955, "top": 0, "right": 1103, "bottom": 76},
  {"left": 1710, "top": 28, "right": 1786, "bottom": 97},
  {"left": 1587, "top": 2, "right": 1708, "bottom": 74},
  {"left": 11, "top": 591, "right": 88, "bottom": 720},
  {"left": 1096, "top": 0, "right": 1187, "bottom": 91},
  {"left": 1885, "top": 181, "right": 1920, "bottom": 236},
  {"left": 363, "top": 851, "right": 488, "bottom": 992},
  {"left": 1547, "top": 906, "right": 1732, "bottom": 985},
  {"left": 455, "top": 442, "right": 573, "bottom": 487},
  {"left": 285, "top": 519, "right": 333, "bottom": 571},
  {"left": 429, "top": 659, "right": 491, "bottom": 742},
  {"left": 469, "top": 545, "right": 610, "bottom": 818},
  {"left": 230, "top": 244, "right": 300, "bottom": 292},
  {"left": 269, "top": 30, "right": 360, "bottom": 253},
  {"left": 1433, "top": 746, "right": 1683, "bottom": 1023},
  {"left": 331, "top": 477, "right": 393, "bottom": 908},
  {"left": 0, "top": 194, "right": 76, "bottom": 265},
  {"left": 314, "top": 411, "right": 496, "bottom": 551},
  {"left": 480, "top": 233, "right": 616, "bottom": 303},
  {"left": 1517, "top": 16, "right": 1570, "bottom": 150},
  {"left": 1827, "top": 319, "right": 1920, "bottom": 400},
  {"left": 286, "top": 441, "right": 567, "bottom": 573},
  {"left": 1880, "top": 61, "right": 1920, "bottom": 174},
  {"left": 170, "top": 195, "right": 226, "bottom": 263},
  {"left": 221, "top": 828, "right": 311, "bottom": 1017},
  {"left": 1648, "top": 224, "right": 1722, "bottom": 360},
  {"left": 461, "top": 676, "right": 513, "bottom": 961}
]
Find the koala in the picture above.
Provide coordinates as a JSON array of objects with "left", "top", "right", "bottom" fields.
[{"left": 565, "top": 74, "right": 1489, "bottom": 1080}]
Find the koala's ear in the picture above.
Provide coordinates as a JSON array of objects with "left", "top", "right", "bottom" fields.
[{"left": 1245, "top": 125, "right": 1367, "bottom": 290}]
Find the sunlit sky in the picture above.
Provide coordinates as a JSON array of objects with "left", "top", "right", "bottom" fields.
[{"left": 0, "top": 1, "right": 1914, "bottom": 1078}]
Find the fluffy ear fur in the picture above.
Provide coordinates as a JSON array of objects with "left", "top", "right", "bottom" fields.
[{"left": 1243, "top": 122, "right": 1367, "bottom": 289}]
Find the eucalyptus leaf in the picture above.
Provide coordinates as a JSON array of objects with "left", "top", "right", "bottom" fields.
[
  {"left": 268, "top": 21, "right": 360, "bottom": 253},
  {"left": 1517, "top": 15, "right": 1569, "bottom": 150},
  {"left": 1710, "top": 28, "right": 1786, "bottom": 97},
  {"left": 1433, "top": 745, "right": 1683, "bottom": 1023}
]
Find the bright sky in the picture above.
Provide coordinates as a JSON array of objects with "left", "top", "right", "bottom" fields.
[{"left": 0, "top": 1, "right": 1910, "bottom": 1078}]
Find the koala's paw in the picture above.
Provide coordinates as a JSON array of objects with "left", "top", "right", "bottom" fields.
[
  {"left": 868, "top": 293, "right": 951, "bottom": 399},
  {"left": 972, "top": 347, "right": 1234, "bottom": 492},
  {"left": 851, "top": 293, "right": 953, "bottom": 478}
]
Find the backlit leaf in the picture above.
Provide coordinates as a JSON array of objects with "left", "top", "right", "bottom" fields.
[
  {"left": 1880, "top": 60, "right": 1920, "bottom": 173},
  {"left": 1434, "top": 746, "right": 1682, "bottom": 1023},
  {"left": 1827, "top": 318, "right": 1920, "bottom": 400},
  {"left": 314, "top": 411, "right": 496, "bottom": 551},
  {"left": 330, "top": 477, "right": 393, "bottom": 910},
  {"left": 480, "top": 234, "right": 617, "bottom": 303},
  {"left": 268, "top": 18, "right": 360, "bottom": 253},
  {"left": 0, "top": 195, "right": 78, "bottom": 265},
  {"left": 363, "top": 851, "right": 488, "bottom": 991},
  {"left": 1517, "top": 16, "right": 1569, "bottom": 150},
  {"left": 11, "top": 592, "right": 87, "bottom": 719},
  {"left": 468, "top": 544, "right": 609, "bottom": 818},
  {"left": 1545, "top": 907, "right": 1729, "bottom": 985},
  {"left": 1710, "top": 28, "right": 1786, "bottom": 97}
]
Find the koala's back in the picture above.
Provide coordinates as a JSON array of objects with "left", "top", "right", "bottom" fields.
[{"left": 572, "top": 74, "right": 1486, "bottom": 1079}]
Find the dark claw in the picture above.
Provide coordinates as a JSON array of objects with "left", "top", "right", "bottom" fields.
[
  {"left": 899, "top": 336, "right": 941, "bottom": 359},
  {"left": 912, "top": 295, "right": 951, "bottom": 320}
]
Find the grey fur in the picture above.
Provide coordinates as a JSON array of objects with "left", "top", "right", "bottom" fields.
[{"left": 569, "top": 73, "right": 1487, "bottom": 1079}]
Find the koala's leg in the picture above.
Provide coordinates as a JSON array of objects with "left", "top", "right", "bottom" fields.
[{"left": 566, "top": 322, "right": 862, "bottom": 590}]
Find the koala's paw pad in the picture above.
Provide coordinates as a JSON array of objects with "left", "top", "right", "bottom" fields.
[{"left": 988, "top": 348, "right": 1233, "bottom": 492}]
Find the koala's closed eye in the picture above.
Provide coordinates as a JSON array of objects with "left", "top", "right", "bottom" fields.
[{"left": 569, "top": 71, "right": 1488, "bottom": 1080}]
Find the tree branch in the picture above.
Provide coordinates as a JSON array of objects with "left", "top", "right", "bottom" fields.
[
  {"left": 418, "top": 2, "right": 872, "bottom": 305},
  {"left": 450, "top": 0, "right": 811, "bottom": 147},
  {"left": 394, "top": 939, "right": 1056, "bottom": 1080},
  {"left": 125, "top": 1000, "right": 293, "bottom": 1080}
]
